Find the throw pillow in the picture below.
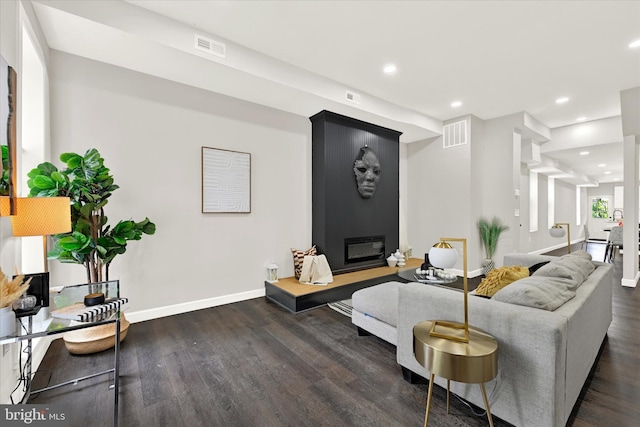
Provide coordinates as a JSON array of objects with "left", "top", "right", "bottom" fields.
[
  {"left": 533, "top": 257, "right": 593, "bottom": 288},
  {"left": 475, "top": 265, "right": 529, "bottom": 297},
  {"left": 291, "top": 245, "right": 316, "bottom": 279},
  {"left": 528, "top": 261, "right": 550, "bottom": 275},
  {"left": 493, "top": 276, "right": 577, "bottom": 311},
  {"left": 564, "top": 250, "right": 592, "bottom": 261},
  {"left": 554, "top": 256, "right": 595, "bottom": 284}
]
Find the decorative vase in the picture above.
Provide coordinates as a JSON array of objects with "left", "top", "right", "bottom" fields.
[
  {"left": 386, "top": 254, "right": 398, "bottom": 267},
  {"left": 482, "top": 258, "right": 495, "bottom": 276},
  {"left": 0, "top": 306, "right": 16, "bottom": 338}
]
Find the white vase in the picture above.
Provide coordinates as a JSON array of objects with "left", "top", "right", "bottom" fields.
[
  {"left": 0, "top": 306, "right": 16, "bottom": 338},
  {"left": 386, "top": 254, "right": 398, "bottom": 267}
]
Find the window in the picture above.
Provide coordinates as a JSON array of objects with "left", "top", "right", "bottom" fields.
[
  {"left": 548, "top": 177, "right": 555, "bottom": 229},
  {"left": 592, "top": 197, "right": 609, "bottom": 219},
  {"left": 529, "top": 171, "right": 538, "bottom": 232},
  {"left": 576, "top": 188, "right": 582, "bottom": 226}
]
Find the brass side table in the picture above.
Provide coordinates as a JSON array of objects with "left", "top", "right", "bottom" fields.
[{"left": 413, "top": 320, "right": 498, "bottom": 427}]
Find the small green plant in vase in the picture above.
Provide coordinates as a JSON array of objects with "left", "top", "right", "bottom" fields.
[{"left": 477, "top": 216, "right": 509, "bottom": 275}]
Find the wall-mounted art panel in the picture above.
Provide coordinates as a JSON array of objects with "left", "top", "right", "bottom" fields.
[{"left": 201, "top": 147, "right": 251, "bottom": 213}]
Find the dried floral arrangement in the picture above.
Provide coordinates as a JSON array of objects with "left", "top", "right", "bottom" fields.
[{"left": 0, "top": 268, "right": 32, "bottom": 309}]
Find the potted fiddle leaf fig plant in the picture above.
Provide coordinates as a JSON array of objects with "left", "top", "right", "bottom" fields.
[
  {"left": 26, "top": 148, "right": 156, "bottom": 284},
  {"left": 477, "top": 216, "right": 509, "bottom": 275}
]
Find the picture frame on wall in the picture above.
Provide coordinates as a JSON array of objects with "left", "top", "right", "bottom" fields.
[{"left": 201, "top": 146, "right": 251, "bottom": 213}]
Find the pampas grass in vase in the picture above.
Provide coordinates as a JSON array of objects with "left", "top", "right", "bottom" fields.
[
  {"left": 1, "top": 268, "right": 31, "bottom": 309},
  {"left": 0, "top": 268, "right": 31, "bottom": 337},
  {"left": 477, "top": 216, "right": 509, "bottom": 275}
]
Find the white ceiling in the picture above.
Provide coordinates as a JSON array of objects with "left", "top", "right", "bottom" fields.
[{"left": 31, "top": 0, "right": 640, "bottom": 184}]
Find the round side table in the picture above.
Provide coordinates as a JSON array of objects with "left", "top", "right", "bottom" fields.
[{"left": 413, "top": 320, "right": 498, "bottom": 427}]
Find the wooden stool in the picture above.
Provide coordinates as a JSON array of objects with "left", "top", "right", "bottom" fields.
[{"left": 413, "top": 320, "right": 498, "bottom": 427}]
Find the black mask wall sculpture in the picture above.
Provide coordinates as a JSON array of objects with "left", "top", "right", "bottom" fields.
[{"left": 353, "top": 146, "right": 381, "bottom": 198}]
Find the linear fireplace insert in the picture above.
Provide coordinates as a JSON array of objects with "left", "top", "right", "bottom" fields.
[{"left": 344, "top": 236, "right": 385, "bottom": 264}]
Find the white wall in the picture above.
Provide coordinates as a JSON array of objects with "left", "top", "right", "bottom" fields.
[
  {"left": 405, "top": 111, "right": 584, "bottom": 273},
  {"left": 477, "top": 113, "right": 526, "bottom": 265},
  {"left": 47, "top": 51, "right": 312, "bottom": 320},
  {"left": 0, "top": 0, "right": 52, "bottom": 405},
  {"left": 405, "top": 118, "right": 477, "bottom": 273}
]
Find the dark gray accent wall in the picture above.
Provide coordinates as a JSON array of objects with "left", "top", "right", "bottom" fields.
[{"left": 310, "top": 110, "right": 401, "bottom": 274}]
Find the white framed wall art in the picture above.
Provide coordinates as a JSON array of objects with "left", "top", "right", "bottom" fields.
[{"left": 201, "top": 146, "right": 251, "bottom": 213}]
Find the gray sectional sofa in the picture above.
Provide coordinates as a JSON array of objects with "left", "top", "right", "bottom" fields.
[{"left": 352, "top": 252, "right": 613, "bottom": 427}]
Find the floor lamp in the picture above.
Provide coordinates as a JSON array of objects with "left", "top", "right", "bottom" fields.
[
  {"left": 6, "top": 197, "right": 71, "bottom": 272},
  {"left": 550, "top": 223, "right": 571, "bottom": 254}
]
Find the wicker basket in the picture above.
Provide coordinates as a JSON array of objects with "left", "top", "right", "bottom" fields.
[{"left": 63, "top": 313, "right": 130, "bottom": 355}]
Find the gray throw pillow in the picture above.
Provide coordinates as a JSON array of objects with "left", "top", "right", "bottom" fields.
[
  {"left": 533, "top": 252, "right": 595, "bottom": 286},
  {"left": 554, "top": 256, "right": 595, "bottom": 284},
  {"left": 493, "top": 276, "right": 576, "bottom": 311},
  {"left": 532, "top": 263, "right": 581, "bottom": 288},
  {"left": 563, "top": 250, "right": 592, "bottom": 261}
]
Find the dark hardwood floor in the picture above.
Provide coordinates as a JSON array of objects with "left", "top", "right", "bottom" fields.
[{"left": 28, "top": 242, "right": 639, "bottom": 426}]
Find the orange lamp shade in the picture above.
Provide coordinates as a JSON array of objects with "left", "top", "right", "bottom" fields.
[
  {"left": 9, "top": 197, "right": 71, "bottom": 236},
  {"left": 0, "top": 197, "right": 10, "bottom": 216}
]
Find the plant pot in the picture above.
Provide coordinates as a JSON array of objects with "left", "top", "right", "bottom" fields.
[
  {"left": 482, "top": 258, "right": 495, "bottom": 276},
  {"left": 0, "top": 306, "right": 16, "bottom": 338}
]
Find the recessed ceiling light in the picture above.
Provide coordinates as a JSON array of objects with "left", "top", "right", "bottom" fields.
[
  {"left": 556, "top": 97, "right": 569, "bottom": 104},
  {"left": 598, "top": 163, "right": 606, "bottom": 167},
  {"left": 604, "top": 171, "right": 612, "bottom": 175},
  {"left": 450, "top": 100, "right": 462, "bottom": 108},
  {"left": 576, "top": 117, "right": 587, "bottom": 122},
  {"left": 579, "top": 151, "right": 589, "bottom": 155},
  {"left": 613, "top": 178, "right": 620, "bottom": 181},
  {"left": 629, "top": 39, "right": 640, "bottom": 48},
  {"left": 383, "top": 64, "right": 397, "bottom": 74}
]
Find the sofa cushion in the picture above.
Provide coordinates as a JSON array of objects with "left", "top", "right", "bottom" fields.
[
  {"left": 475, "top": 265, "right": 529, "bottom": 297},
  {"left": 528, "top": 261, "right": 550, "bottom": 274},
  {"left": 351, "top": 281, "right": 401, "bottom": 327},
  {"left": 555, "top": 254, "right": 595, "bottom": 284},
  {"left": 533, "top": 253, "right": 595, "bottom": 287},
  {"left": 532, "top": 263, "right": 581, "bottom": 288},
  {"left": 493, "top": 276, "right": 577, "bottom": 310}
]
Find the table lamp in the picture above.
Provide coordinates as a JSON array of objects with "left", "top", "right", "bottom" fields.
[
  {"left": 550, "top": 223, "right": 570, "bottom": 254},
  {"left": 428, "top": 237, "right": 469, "bottom": 343},
  {"left": 7, "top": 197, "right": 71, "bottom": 272}
]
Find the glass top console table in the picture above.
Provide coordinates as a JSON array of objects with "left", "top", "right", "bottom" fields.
[{"left": 0, "top": 280, "right": 124, "bottom": 427}]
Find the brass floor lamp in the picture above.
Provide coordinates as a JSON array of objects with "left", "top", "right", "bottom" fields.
[{"left": 550, "top": 223, "right": 571, "bottom": 254}]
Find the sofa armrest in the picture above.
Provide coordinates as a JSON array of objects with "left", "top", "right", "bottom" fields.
[{"left": 397, "top": 282, "right": 568, "bottom": 427}]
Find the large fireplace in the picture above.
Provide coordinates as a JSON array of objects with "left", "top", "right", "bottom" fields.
[
  {"left": 345, "top": 236, "right": 385, "bottom": 265},
  {"left": 310, "top": 111, "right": 400, "bottom": 274}
]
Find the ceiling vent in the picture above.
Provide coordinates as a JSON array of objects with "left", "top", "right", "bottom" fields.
[
  {"left": 345, "top": 90, "right": 361, "bottom": 104},
  {"left": 443, "top": 119, "right": 469, "bottom": 148},
  {"left": 194, "top": 35, "right": 226, "bottom": 58}
]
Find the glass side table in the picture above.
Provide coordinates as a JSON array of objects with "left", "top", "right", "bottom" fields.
[{"left": 0, "top": 280, "right": 124, "bottom": 427}]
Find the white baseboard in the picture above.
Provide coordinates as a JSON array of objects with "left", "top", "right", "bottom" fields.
[
  {"left": 529, "top": 238, "right": 585, "bottom": 256},
  {"left": 125, "top": 288, "right": 266, "bottom": 324},
  {"left": 621, "top": 272, "right": 639, "bottom": 288}
]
